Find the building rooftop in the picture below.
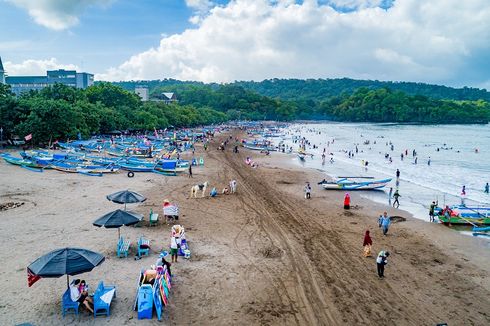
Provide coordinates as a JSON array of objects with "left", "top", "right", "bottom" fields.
[{"left": 6, "top": 76, "right": 47, "bottom": 84}]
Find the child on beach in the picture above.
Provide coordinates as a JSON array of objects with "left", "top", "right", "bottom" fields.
[
  {"left": 170, "top": 236, "right": 179, "bottom": 263},
  {"left": 363, "top": 230, "right": 372, "bottom": 257},
  {"left": 70, "top": 279, "right": 93, "bottom": 313}
]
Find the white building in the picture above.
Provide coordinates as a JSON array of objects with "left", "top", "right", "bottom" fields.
[{"left": 135, "top": 86, "right": 149, "bottom": 101}]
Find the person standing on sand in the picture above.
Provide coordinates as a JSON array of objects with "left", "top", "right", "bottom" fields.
[
  {"left": 344, "top": 193, "right": 351, "bottom": 209},
  {"left": 363, "top": 230, "right": 373, "bottom": 257},
  {"left": 188, "top": 164, "right": 193, "bottom": 178},
  {"left": 388, "top": 187, "right": 393, "bottom": 205},
  {"left": 376, "top": 251, "right": 390, "bottom": 278},
  {"left": 485, "top": 182, "right": 489, "bottom": 194},
  {"left": 378, "top": 212, "right": 391, "bottom": 235},
  {"left": 429, "top": 201, "right": 437, "bottom": 222},
  {"left": 396, "top": 169, "right": 400, "bottom": 179},
  {"left": 170, "top": 236, "right": 179, "bottom": 263},
  {"left": 304, "top": 182, "right": 312, "bottom": 199},
  {"left": 392, "top": 190, "right": 401, "bottom": 208}
]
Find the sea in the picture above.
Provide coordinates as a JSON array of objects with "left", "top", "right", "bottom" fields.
[{"left": 281, "top": 122, "right": 490, "bottom": 224}]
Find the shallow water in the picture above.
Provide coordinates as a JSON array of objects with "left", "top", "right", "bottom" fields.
[{"left": 281, "top": 122, "right": 490, "bottom": 223}]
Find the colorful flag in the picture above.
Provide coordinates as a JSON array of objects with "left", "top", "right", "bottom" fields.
[
  {"left": 27, "top": 267, "right": 41, "bottom": 287},
  {"left": 24, "top": 134, "right": 32, "bottom": 141}
]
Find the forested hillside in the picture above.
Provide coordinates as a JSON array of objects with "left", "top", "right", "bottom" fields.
[
  {"left": 235, "top": 78, "right": 490, "bottom": 102},
  {"left": 111, "top": 80, "right": 490, "bottom": 124}
]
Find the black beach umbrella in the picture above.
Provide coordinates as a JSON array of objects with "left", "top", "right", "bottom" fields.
[
  {"left": 27, "top": 247, "right": 105, "bottom": 288},
  {"left": 106, "top": 190, "right": 146, "bottom": 210},
  {"left": 93, "top": 209, "right": 143, "bottom": 238}
]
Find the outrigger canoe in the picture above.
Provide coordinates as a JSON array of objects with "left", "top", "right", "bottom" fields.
[
  {"left": 320, "top": 177, "right": 391, "bottom": 190},
  {"left": 435, "top": 205, "right": 490, "bottom": 225}
]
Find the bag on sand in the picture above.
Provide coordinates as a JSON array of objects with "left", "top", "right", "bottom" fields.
[{"left": 363, "top": 245, "right": 372, "bottom": 257}]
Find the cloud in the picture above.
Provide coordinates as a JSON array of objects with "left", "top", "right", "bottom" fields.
[
  {"left": 185, "top": 0, "right": 214, "bottom": 11},
  {"left": 98, "top": 0, "right": 490, "bottom": 88},
  {"left": 6, "top": 0, "right": 114, "bottom": 30},
  {"left": 4, "top": 58, "right": 79, "bottom": 76}
]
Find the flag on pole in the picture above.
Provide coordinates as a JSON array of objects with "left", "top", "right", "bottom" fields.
[
  {"left": 27, "top": 267, "right": 41, "bottom": 287},
  {"left": 24, "top": 134, "right": 32, "bottom": 141}
]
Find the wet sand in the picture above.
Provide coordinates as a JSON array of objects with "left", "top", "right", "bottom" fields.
[{"left": 0, "top": 130, "right": 489, "bottom": 325}]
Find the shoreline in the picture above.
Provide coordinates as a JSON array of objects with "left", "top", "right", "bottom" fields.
[{"left": 1, "top": 130, "right": 489, "bottom": 325}]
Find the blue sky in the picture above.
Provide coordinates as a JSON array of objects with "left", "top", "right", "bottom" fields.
[
  {"left": 1, "top": 0, "right": 490, "bottom": 90},
  {"left": 0, "top": 0, "right": 206, "bottom": 72}
]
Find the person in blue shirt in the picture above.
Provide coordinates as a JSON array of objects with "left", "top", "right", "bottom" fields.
[
  {"left": 210, "top": 187, "right": 218, "bottom": 197},
  {"left": 378, "top": 212, "right": 391, "bottom": 235}
]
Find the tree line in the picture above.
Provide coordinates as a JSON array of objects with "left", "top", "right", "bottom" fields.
[{"left": 0, "top": 83, "right": 227, "bottom": 145}]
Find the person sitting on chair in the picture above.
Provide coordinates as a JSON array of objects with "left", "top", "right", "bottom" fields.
[{"left": 70, "top": 279, "right": 93, "bottom": 313}]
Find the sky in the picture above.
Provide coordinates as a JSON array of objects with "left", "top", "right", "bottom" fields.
[{"left": 1, "top": 0, "right": 490, "bottom": 89}]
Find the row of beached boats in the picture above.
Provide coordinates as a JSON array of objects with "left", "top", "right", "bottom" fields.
[{"left": 1, "top": 150, "right": 202, "bottom": 177}]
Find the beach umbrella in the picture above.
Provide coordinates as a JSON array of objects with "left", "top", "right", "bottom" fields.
[
  {"left": 93, "top": 209, "right": 143, "bottom": 238},
  {"left": 27, "top": 247, "right": 105, "bottom": 288},
  {"left": 106, "top": 190, "right": 146, "bottom": 210}
]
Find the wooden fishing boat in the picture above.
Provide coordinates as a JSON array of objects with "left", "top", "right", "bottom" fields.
[
  {"left": 435, "top": 205, "right": 490, "bottom": 225},
  {"left": 119, "top": 163, "right": 155, "bottom": 172},
  {"left": 51, "top": 162, "right": 78, "bottom": 173},
  {"left": 320, "top": 177, "right": 391, "bottom": 190},
  {"left": 2, "top": 155, "right": 42, "bottom": 168}
]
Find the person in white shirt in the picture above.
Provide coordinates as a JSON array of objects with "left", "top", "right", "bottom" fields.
[
  {"left": 376, "top": 251, "right": 390, "bottom": 279},
  {"left": 70, "top": 279, "right": 93, "bottom": 312}
]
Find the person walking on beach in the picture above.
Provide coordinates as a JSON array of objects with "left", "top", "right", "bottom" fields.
[
  {"left": 396, "top": 169, "right": 400, "bottom": 179},
  {"left": 304, "top": 182, "right": 312, "bottom": 199},
  {"left": 392, "top": 190, "right": 401, "bottom": 208},
  {"left": 363, "top": 230, "right": 373, "bottom": 257},
  {"left": 461, "top": 185, "right": 466, "bottom": 196},
  {"left": 485, "top": 182, "right": 489, "bottom": 194},
  {"left": 188, "top": 164, "right": 193, "bottom": 178},
  {"left": 376, "top": 251, "right": 390, "bottom": 278},
  {"left": 388, "top": 187, "right": 393, "bottom": 205},
  {"left": 378, "top": 212, "right": 391, "bottom": 235}
]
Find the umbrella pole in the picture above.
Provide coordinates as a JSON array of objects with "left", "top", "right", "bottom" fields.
[
  {"left": 118, "top": 228, "right": 120, "bottom": 239},
  {"left": 66, "top": 275, "right": 69, "bottom": 289},
  {"left": 125, "top": 203, "right": 127, "bottom": 210}
]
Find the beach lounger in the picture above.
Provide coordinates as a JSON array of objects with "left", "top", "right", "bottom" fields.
[
  {"left": 137, "top": 236, "right": 150, "bottom": 257},
  {"left": 93, "top": 281, "right": 117, "bottom": 318},
  {"left": 149, "top": 212, "right": 159, "bottom": 227},
  {"left": 62, "top": 288, "right": 79, "bottom": 317},
  {"left": 117, "top": 237, "right": 131, "bottom": 258}
]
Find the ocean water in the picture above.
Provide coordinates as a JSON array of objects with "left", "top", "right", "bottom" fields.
[{"left": 281, "top": 123, "right": 490, "bottom": 222}]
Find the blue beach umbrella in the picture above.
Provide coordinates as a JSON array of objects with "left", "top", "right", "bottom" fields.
[
  {"left": 27, "top": 247, "right": 105, "bottom": 288},
  {"left": 93, "top": 209, "right": 143, "bottom": 238},
  {"left": 106, "top": 190, "right": 146, "bottom": 210}
]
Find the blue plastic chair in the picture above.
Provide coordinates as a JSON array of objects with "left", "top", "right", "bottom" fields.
[{"left": 62, "top": 288, "right": 79, "bottom": 317}]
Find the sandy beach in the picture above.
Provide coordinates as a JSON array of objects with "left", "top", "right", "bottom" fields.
[{"left": 1, "top": 130, "right": 489, "bottom": 325}]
